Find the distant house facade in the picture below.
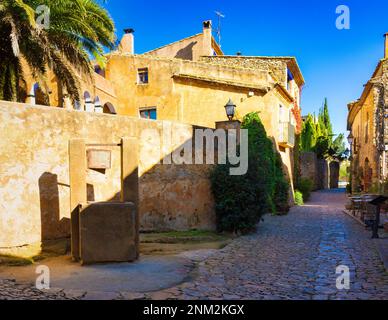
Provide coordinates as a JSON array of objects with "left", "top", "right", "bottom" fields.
[{"left": 347, "top": 34, "right": 388, "bottom": 192}]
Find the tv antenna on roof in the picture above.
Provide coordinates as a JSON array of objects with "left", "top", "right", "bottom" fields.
[{"left": 215, "top": 11, "right": 225, "bottom": 48}]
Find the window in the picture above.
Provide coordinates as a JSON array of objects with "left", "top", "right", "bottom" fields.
[
  {"left": 287, "top": 69, "right": 294, "bottom": 91},
  {"left": 365, "top": 113, "right": 369, "bottom": 143},
  {"left": 137, "top": 68, "right": 149, "bottom": 84},
  {"left": 140, "top": 108, "right": 157, "bottom": 120}
]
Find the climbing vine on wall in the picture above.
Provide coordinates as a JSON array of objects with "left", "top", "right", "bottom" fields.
[{"left": 292, "top": 100, "right": 303, "bottom": 134}]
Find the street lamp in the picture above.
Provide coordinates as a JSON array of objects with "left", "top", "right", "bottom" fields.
[
  {"left": 347, "top": 132, "right": 354, "bottom": 145},
  {"left": 224, "top": 98, "right": 236, "bottom": 121}
]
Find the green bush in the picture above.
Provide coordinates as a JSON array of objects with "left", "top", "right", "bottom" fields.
[
  {"left": 296, "top": 178, "right": 313, "bottom": 202},
  {"left": 294, "top": 190, "right": 304, "bottom": 206},
  {"left": 211, "top": 112, "right": 290, "bottom": 234}
]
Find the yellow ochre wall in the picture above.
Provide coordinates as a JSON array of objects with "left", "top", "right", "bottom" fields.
[
  {"left": 0, "top": 101, "right": 217, "bottom": 253},
  {"left": 349, "top": 87, "right": 379, "bottom": 191},
  {"left": 105, "top": 53, "right": 297, "bottom": 194}
]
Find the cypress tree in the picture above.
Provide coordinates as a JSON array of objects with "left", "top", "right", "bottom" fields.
[
  {"left": 300, "top": 114, "right": 317, "bottom": 152},
  {"left": 318, "top": 98, "right": 333, "bottom": 142}
]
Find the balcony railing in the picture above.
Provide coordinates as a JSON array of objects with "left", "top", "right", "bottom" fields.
[{"left": 278, "top": 122, "right": 295, "bottom": 148}]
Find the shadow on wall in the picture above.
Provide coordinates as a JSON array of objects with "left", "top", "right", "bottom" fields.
[
  {"left": 34, "top": 124, "right": 234, "bottom": 255},
  {"left": 36, "top": 127, "right": 293, "bottom": 243},
  {"left": 38, "top": 172, "right": 70, "bottom": 242},
  {"left": 268, "top": 136, "right": 294, "bottom": 183},
  {"left": 175, "top": 42, "right": 197, "bottom": 60}
]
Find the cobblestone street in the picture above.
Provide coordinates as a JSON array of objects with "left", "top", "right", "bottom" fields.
[
  {"left": 1, "top": 190, "right": 387, "bottom": 300},
  {"left": 150, "top": 190, "right": 388, "bottom": 300}
]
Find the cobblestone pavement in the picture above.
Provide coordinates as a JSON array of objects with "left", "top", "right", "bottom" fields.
[
  {"left": 147, "top": 190, "right": 388, "bottom": 300},
  {"left": 0, "top": 279, "right": 75, "bottom": 300},
  {"left": 1, "top": 190, "right": 387, "bottom": 300}
]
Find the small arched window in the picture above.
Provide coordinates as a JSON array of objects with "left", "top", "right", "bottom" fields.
[
  {"left": 94, "top": 96, "right": 103, "bottom": 113},
  {"left": 74, "top": 100, "right": 82, "bottom": 111},
  {"left": 33, "top": 83, "right": 50, "bottom": 106},
  {"left": 103, "top": 102, "right": 117, "bottom": 114},
  {"left": 84, "top": 91, "right": 94, "bottom": 112}
]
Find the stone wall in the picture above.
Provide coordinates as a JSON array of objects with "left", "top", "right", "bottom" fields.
[
  {"left": 300, "top": 152, "right": 338, "bottom": 191},
  {"left": 300, "top": 152, "right": 319, "bottom": 190},
  {"left": 317, "top": 159, "right": 330, "bottom": 190},
  {"left": 329, "top": 162, "right": 340, "bottom": 189},
  {"left": 199, "top": 56, "right": 287, "bottom": 85},
  {"left": 0, "top": 101, "right": 216, "bottom": 252}
]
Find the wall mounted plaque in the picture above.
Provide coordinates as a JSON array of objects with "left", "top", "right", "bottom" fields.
[{"left": 87, "top": 149, "right": 111, "bottom": 169}]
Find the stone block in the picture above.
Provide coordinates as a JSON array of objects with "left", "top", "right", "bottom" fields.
[{"left": 79, "top": 202, "right": 137, "bottom": 265}]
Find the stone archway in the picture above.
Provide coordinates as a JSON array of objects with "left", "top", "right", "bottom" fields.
[
  {"left": 28, "top": 83, "right": 49, "bottom": 106},
  {"left": 103, "top": 102, "right": 117, "bottom": 114}
]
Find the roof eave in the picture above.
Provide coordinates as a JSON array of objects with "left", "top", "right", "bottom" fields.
[{"left": 173, "top": 73, "right": 270, "bottom": 93}]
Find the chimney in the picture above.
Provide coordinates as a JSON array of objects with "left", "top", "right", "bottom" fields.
[
  {"left": 119, "top": 28, "right": 135, "bottom": 54},
  {"left": 202, "top": 20, "right": 213, "bottom": 57},
  {"left": 384, "top": 33, "right": 388, "bottom": 59}
]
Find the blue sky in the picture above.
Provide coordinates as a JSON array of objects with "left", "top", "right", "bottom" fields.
[{"left": 103, "top": 0, "right": 388, "bottom": 136}]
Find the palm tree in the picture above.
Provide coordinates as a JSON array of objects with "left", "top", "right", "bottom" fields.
[{"left": 0, "top": 0, "right": 115, "bottom": 102}]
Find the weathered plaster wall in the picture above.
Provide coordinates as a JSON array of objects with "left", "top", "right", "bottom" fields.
[
  {"left": 105, "top": 54, "right": 296, "bottom": 192},
  {"left": 146, "top": 34, "right": 206, "bottom": 61},
  {"left": 350, "top": 86, "right": 379, "bottom": 192},
  {"left": 145, "top": 21, "right": 216, "bottom": 61},
  {"left": 105, "top": 54, "right": 274, "bottom": 121},
  {"left": 199, "top": 56, "right": 288, "bottom": 87},
  {"left": 300, "top": 152, "right": 339, "bottom": 191},
  {"left": 0, "top": 101, "right": 215, "bottom": 251}
]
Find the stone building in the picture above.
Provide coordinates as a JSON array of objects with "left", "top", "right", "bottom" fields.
[
  {"left": 347, "top": 34, "right": 388, "bottom": 192},
  {"left": 21, "top": 20, "right": 305, "bottom": 193},
  {"left": 1, "top": 20, "right": 307, "bottom": 253}
]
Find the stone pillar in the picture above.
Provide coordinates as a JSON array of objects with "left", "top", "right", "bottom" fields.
[
  {"left": 330, "top": 161, "right": 340, "bottom": 189},
  {"left": 215, "top": 120, "right": 241, "bottom": 144},
  {"left": 69, "top": 139, "right": 87, "bottom": 261},
  {"left": 63, "top": 94, "right": 72, "bottom": 109},
  {"left": 317, "top": 159, "right": 330, "bottom": 190},
  {"left": 26, "top": 94, "right": 36, "bottom": 105},
  {"left": 121, "top": 137, "right": 140, "bottom": 258},
  {"left": 26, "top": 85, "right": 36, "bottom": 105}
]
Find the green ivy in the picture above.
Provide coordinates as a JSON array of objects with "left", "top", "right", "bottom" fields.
[
  {"left": 295, "top": 178, "right": 313, "bottom": 202},
  {"left": 294, "top": 190, "right": 304, "bottom": 206}
]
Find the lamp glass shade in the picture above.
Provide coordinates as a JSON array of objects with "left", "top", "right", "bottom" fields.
[
  {"left": 347, "top": 133, "right": 354, "bottom": 145},
  {"left": 225, "top": 99, "right": 236, "bottom": 120}
]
